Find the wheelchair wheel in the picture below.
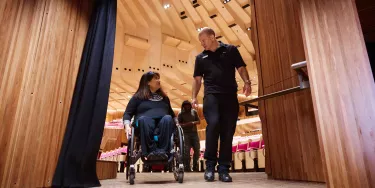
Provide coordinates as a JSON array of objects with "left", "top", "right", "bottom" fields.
[
  {"left": 126, "top": 127, "right": 136, "bottom": 185},
  {"left": 126, "top": 145, "right": 130, "bottom": 180},
  {"left": 129, "top": 171, "right": 135, "bottom": 185},
  {"left": 173, "top": 126, "right": 184, "bottom": 183}
]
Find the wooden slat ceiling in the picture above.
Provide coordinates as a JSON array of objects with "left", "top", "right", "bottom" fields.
[{"left": 110, "top": 0, "right": 257, "bottom": 110}]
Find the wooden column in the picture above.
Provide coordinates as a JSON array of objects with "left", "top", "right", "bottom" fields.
[
  {"left": 253, "top": 0, "right": 325, "bottom": 182},
  {"left": 299, "top": 0, "right": 375, "bottom": 187},
  {"left": 0, "top": 0, "right": 90, "bottom": 187}
]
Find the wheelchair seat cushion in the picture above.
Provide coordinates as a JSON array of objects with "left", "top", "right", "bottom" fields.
[{"left": 147, "top": 150, "right": 168, "bottom": 161}]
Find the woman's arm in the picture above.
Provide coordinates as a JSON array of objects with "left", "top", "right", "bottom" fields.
[
  {"left": 123, "top": 97, "right": 139, "bottom": 136},
  {"left": 179, "top": 110, "right": 200, "bottom": 127},
  {"left": 123, "top": 97, "right": 138, "bottom": 125},
  {"left": 165, "top": 97, "right": 178, "bottom": 124}
]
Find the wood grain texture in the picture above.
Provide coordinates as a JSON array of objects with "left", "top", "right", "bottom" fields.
[
  {"left": 250, "top": 0, "right": 271, "bottom": 175},
  {"left": 101, "top": 128, "right": 125, "bottom": 151},
  {"left": 253, "top": 0, "right": 324, "bottom": 182},
  {"left": 299, "top": 0, "right": 375, "bottom": 187},
  {"left": 0, "top": 0, "right": 90, "bottom": 187},
  {"left": 96, "top": 160, "right": 118, "bottom": 180}
]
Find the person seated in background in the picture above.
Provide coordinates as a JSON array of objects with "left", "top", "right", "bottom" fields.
[
  {"left": 123, "top": 71, "right": 178, "bottom": 161},
  {"left": 178, "top": 100, "right": 200, "bottom": 172}
]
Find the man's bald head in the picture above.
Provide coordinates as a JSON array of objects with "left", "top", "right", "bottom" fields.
[
  {"left": 198, "top": 27, "right": 218, "bottom": 51},
  {"left": 198, "top": 27, "right": 216, "bottom": 37}
]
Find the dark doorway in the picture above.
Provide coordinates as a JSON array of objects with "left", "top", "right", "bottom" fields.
[{"left": 356, "top": 0, "right": 375, "bottom": 80}]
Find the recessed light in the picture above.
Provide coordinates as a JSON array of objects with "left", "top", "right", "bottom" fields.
[{"left": 164, "top": 4, "right": 170, "bottom": 9}]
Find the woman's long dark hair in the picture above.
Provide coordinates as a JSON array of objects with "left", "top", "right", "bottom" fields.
[{"left": 133, "top": 71, "right": 167, "bottom": 100}]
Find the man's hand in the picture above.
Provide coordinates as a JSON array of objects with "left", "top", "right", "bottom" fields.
[
  {"left": 192, "top": 98, "right": 199, "bottom": 109},
  {"left": 237, "top": 66, "right": 252, "bottom": 97},
  {"left": 243, "top": 83, "right": 252, "bottom": 97}
]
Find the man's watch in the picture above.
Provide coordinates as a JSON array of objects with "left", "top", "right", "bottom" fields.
[{"left": 244, "top": 80, "right": 251, "bottom": 84}]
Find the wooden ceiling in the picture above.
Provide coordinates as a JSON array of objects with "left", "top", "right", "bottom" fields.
[{"left": 109, "top": 0, "right": 257, "bottom": 110}]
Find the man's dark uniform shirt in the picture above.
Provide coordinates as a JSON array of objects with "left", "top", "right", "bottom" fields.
[{"left": 193, "top": 42, "right": 246, "bottom": 95}]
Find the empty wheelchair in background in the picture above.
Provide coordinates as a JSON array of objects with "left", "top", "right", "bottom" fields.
[{"left": 125, "top": 118, "right": 185, "bottom": 185}]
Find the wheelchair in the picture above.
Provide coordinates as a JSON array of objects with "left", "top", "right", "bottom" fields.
[{"left": 125, "top": 117, "right": 185, "bottom": 185}]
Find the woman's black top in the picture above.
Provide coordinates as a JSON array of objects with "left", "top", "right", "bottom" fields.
[{"left": 123, "top": 94, "right": 175, "bottom": 124}]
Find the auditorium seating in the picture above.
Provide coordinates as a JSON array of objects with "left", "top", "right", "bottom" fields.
[
  {"left": 194, "top": 134, "right": 265, "bottom": 172},
  {"left": 230, "top": 134, "right": 265, "bottom": 172}
]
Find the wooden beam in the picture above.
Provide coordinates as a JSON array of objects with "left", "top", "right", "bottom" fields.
[
  {"left": 299, "top": 0, "right": 375, "bottom": 186},
  {"left": 135, "top": 0, "right": 161, "bottom": 25}
]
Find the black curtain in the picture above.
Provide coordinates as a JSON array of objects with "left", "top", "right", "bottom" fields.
[
  {"left": 366, "top": 42, "right": 375, "bottom": 81},
  {"left": 52, "top": 0, "right": 116, "bottom": 187}
]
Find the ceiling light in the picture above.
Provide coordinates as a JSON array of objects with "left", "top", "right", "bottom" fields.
[{"left": 164, "top": 4, "right": 170, "bottom": 9}]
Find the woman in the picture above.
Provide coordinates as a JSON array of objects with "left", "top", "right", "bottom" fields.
[
  {"left": 123, "top": 71, "right": 177, "bottom": 161},
  {"left": 178, "top": 100, "right": 200, "bottom": 172}
]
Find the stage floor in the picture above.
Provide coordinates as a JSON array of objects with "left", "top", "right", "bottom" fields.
[{"left": 100, "top": 172, "right": 325, "bottom": 188}]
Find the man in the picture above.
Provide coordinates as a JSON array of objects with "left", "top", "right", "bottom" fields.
[
  {"left": 178, "top": 100, "right": 200, "bottom": 172},
  {"left": 192, "top": 27, "right": 251, "bottom": 182}
]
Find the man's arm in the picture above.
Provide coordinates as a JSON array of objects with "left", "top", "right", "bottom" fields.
[
  {"left": 231, "top": 45, "right": 252, "bottom": 97},
  {"left": 237, "top": 66, "right": 250, "bottom": 84},
  {"left": 192, "top": 76, "right": 202, "bottom": 108},
  {"left": 192, "top": 55, "right": 203, "bottom": 108},
  {"left": 237, "top": 66, "right": 252, "bottom": 96}
]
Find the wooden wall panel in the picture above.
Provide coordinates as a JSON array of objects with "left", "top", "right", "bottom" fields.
[
  {"left": 253, "top": 0, "right": 325, "bottom": 182},
  {"left": 96, "top": 160, "right": 118, "bottom": 180},
  {"left": 299, "top": 0, "right": 375, "bottom": 187},
  {"left": 250, "top": 0, "right": 271, "bottom": 175},
  {"left": 0, "top": 0, "right": 90, "bottom": 187}
]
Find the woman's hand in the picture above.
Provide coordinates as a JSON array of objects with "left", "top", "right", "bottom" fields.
[{"left": 125, "top": 123, "right": 131, "bottom": 137}]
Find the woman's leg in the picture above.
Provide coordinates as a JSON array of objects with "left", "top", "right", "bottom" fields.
[
  {"left": 157, "top": 115, "right": 175, "bottom": 153},
  {"left": 183, "top": 134, "right": 192, "bottom": 171},
  {"left": 191, "top": 133, "right": 201, "bottom": 172},
  {"left": 137, "top": 116, "right": 156, "bottom": 156}
]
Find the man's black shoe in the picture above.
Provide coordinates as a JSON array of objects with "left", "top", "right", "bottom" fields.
[
  {"left": 204, "top": 162, "right": 216, "bottom": 181},
  {"left": 204, "top": 170, "right": 215, "bottom": 181},
  {"left": 218, "top": 173, "right": 232, "bottom": 182}
]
